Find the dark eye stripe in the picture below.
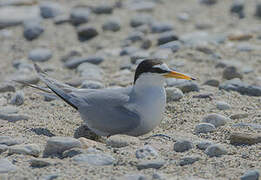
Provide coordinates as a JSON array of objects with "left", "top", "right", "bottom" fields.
[{"left": 151, "top": 67, "right": 169, "bottom": 74}]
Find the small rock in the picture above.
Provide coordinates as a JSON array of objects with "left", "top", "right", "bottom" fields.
[
  {"left": 203, "top": 79, "right": 219, "bottom": 87},
  {"left": 230, "top": 0, "right": 245, "bottom": 18},
  {"left": 40, "top": 1, "right": 63, "bottom": 19},
  {"left": 54, "top": 15, "right": 71, "bottom": 25},
  {"left": 40, "top": 174, "right": 59, "bottom": 180},
  {"left": 130, "top": 51, "right": 150, "bottom": 64},
  {"left": 223, "top": 66, "right": 243, "bottom": 80},
  {"left": 196, "top": 140, "right": 213, "bottom": 150},
  {"left": 136, "top": 160, "right": 165, "bottom": 170},
  {"left": 64, "top": 56, "right": 104, "bottom": 69},
  {"left": 62, "top": 148, "right": 86, "bottom": 158},
  {"left": 0, "top": 145, "right": 8, "bottom": 154},
  {"left": 157, "top": 31, "right": 178, "bottom": 45},
  {"left": 92, "top": 5, "right": 113, "bottom": 14},
  {"left": 141, "top": 38, "right": 152, "bottom": 49},
  {"left": 255, "top": 2, "right": 261, "bottom": 18},
  {"left": 126, "top": 31, "right": 144, "bottom": 42},
  {"left": 73, "top": 153, "right": 115, "bottom": 166},
  {"left": 81, "top": 80, "right": 104, "bottom": 89},
  {"left": 0, "top": 106, "right": 19, "bottom": 114},
  {"left": 0, "top": 114, "right": 29, "bottom": 122},
  {"left": 23, "top": 19, "right": 44, "bottom": 41},
  {"left": 202, "top": 113, "right": 229, "bottom": 127},
  {"left": 166, "top": 79, "right": 199, "bottom": 93},
  {"left": 130, "top": 14, "right": 152, "bottom": 27},
  {"left": 233, "top": 123, "right": 261, "bottom": 130},
  {"left": 179, "top": 156, "right": 200, "bottom": 166},
  {"left": 200, "top": 0, "right": 217, "bottom": 5},
  {"left": 166, "top": 87, "right": 184, "bottom": 101},
  {"left": 70, "top": 7, "right": 90, "bottom": 26},
  {"left": 173, "top": 140, "right": 193, "bottom": 152},
  {"left": 28, "top": 48, "right": 52, "bottom": 62},
  {"left": 10, "top": 91, "right": 24, "bottom": 106},
  {"left": 127, "top": 1, "right": 156, "bottom": 12},
  {"left": 102, "top": 19, "right": 121, "bottom": 32},
  {"left": 195, "top": 123, "right": 216, "bottom": 134},
  {"left": 30, "top": 158, "right": 53, "bottom": 168},
  {"left": 8, "top": 144, "right": 40, "bottom": 157},
  {"left": 60, "top": 50, "right": 82, "bottom": 62},
  {"left": 0, "top": 136, "right": 23, "bottom": 146},
  {"left": 240, "top": 169, "right": 260, "bottom": 180},
  {"left": 0, "top": 159, "right": 17, "bottom": 173},
  {"left": 120, "top": 46, "right": 139, "bottom": 56},
  {"left": 12, "top": 73, "right": 39, "bottom": 85},
  {"left": 0, "top": 83, "right": 15, "bottom": 93},
  {"left": 204, "top": 144, "right": 227, "bottom": 157},
  {"left": 106, "top": 135, "right": 140, "bottom": 148},
  {"left": 77, "top": 25, "right": 98, "bottom": 41},
  {"left": 216, "top": 101, "right": 230, "bottom": 110},
  {"left": 150, "top": 22, "right": 173, "bottom": 33},
  {"left": 114, "top": 174, "right": 148, "bottom": 180},
  {"left": 135, "top": 145, "right": 158, "bottom": 159},
  {"left": 78, "top": 137, "right": 100, "bottom": 149},
  {"left": 77, "top": 63, "right": 104, "bottom": 81},
  {"left": 159, "top": 41, "right": 181, "bottom": 53},
  {"left": 229, "top": 132, "right": 261, "bottom": 145},
  {"left": 74, "top": 124, "right": 101, "bottom": 141},
  {"left": 43, "top": 136, "right": 82, "bottom": 157}
]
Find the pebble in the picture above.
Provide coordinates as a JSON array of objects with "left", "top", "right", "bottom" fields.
[
  {"left": 113, "top": 174, "right": 148, "bottom": 180},
  {"left": 126, "top": 31, "right": 145, "bottom": 42},
  {"left": 229, "top": 132, "right": 261, "bottom": 145},
  {"left": 41, "top": 174, "right": 59, "bottom": 180},
  {"left": 216, "top": 101, "right": 230, "bottom": 110},
  {"left": 222, "top": 66, "right": 243, "bottom": 80},
  {"left": 141, "top": 38, "right": 152, "bottom": 49},
  {"left": 196, "top": 140, "right": 213, "bottom": 150},
  {"left": 11, "top": 73, "right": 39, "bottom": 85},
  {"left": 135, "top": 145, "right": 158, "bottom": 159},
  {"left": 54, "top": 15, "right": 71, "bottom": 25},
  {"left": 150, "top": 22, "right": 173, "bottom": 33},
  {"left": 106, "top": 135, "right": 140, "bottom": 148},
  {"left": 0, "top": 113, "right": 29, "bottom": 122},
  {"left": 10, "top": 91, "right": 24, "bottom": 106},
  {"left": 30, "top": 158, "right": 53, "bottom": 168},
  {"left": 166, "top": 87, "right": 184, "bottom": 101},
  {"left": 0, "top": 145, "right": 8, "bottom": 154},
  {"left": 219, "top": 78, "right": 261, "bottom": 96},
  {"left": 204, "top": 144, "right": 227, "bottom": 157},
  {"left": 8, "top": 144, "right": 40, "bottom": 157},
  {"left": 233, "top": 123, "right": 261, "bottom": 130},
  {"left": 78, "top": 137, "right": 100, "bottom": 149},
  {"left": 166, "top": 79, "right": 200, "bottom": 93},
  {"left": 0, "top": 159, "right": 17, "bottom": 173},
  {"left": 43, "top": 136, "right": 82, "bottom": 157},
  {"left": 200, "top": 0, "right": 217, "bottom": 5},
  {"left": 23, "top": 19, "right": 44, "bottom": 41},
  {"left": 77, "top": 25, "right": 98, "bottom": 41},
  {"left": 178, "top": 156, "right": 200, "bottom": 166},
  {"left": 120, "top": 46, "right": 139, "bottom": 56},
  {"left": 92, "top": 5, "right": 113, "bottom": 14},
  {"left": 77, "top": 63, "right": 104, "bottom": 81},
  {"left": 240, "top": 170, "right": 260, "bottom": 180},
  {"left": 136, "top": 160, "right": 165, "bottom": 170},
  {"left": 28, "top": 48, "right": 52, "bottom": 62},
  {"left": 64, "top": 56, "right": 104, "bottom": 69},
  {"left": 173, "top": 140, "right": 193, "bottom": 152},
  {"left": 0, "top": 83, "right": 15, "bottom": 93},
  {"left": 159, "top": 41, "right": 181, "bottom": 53},
  {"left": 203, "top": 79, "right": 219, "bottom": 87},
  {"left": 0, "top": 136, "right": 23, "bottom": 146},
  {"left": 195, "top": 123, "right": 216, "bottom": 134},
  {"left": 74, "top": 124, "right": 101, "bottom": 141},
  {"left": 157, "top": 31, "right": 179, "bottom": 45},
  {"left": 102, "top": 19, "right": 121, "bottom": 32},
  {"left": 73, "top": 153, "right": 115, "bottom": 166},
  {"left": 130, "top": 14, "right": 152, "bottom": 27},
  {"left": 202, "top": 113, "right": 229, "bottom": 127},
  {"left": 81, "top": 80, "right": 104, "bottom": 89},
  {"left": 130, "top": 51, "right": 150, "bottom": 64},
  {"left": 0, "top": 0, "right": 36, "bottom": 6},
  {"left": 230, "top": 0, "right": 245, "bottom": 18},
  {"left": 70, "top": 7, "right": 90, "bottom": 26},
  {"left": 127, "top": 1, "right": 156, "bottom": 12},
  {"left": 40, "top": 1, "right": 63, "bottom": 19},
  {"left": 62, "top": 148, "right": 86, "bottom": 158},
  {"left": 255, "top": 2, "right": 261, "bottom": 18}
]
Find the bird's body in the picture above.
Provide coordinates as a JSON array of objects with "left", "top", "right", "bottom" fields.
[{"left": 18, "top": 59, "right": 194, "bottom": 137}]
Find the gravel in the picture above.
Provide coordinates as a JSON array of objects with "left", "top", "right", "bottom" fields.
[{"left": 173, "top": 140, "right": 193, "bottom": 152}]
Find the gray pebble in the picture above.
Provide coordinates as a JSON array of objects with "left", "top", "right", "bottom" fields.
[
  {"left": 204, "top": 144, "right": 227, "bottom": 157},
  {"left": 10, "top": 91, "right": 24, "bottom": 106},
  {"left": 195, "top": 123, "right": 216, "bottom": 134},
  {"left": 166, "top": 79, "right": 199, "bottom": 93},
  {"left": 157, "top": 31, "right": 178, "bottom": 45},
  {"left": 120, "top": 46, "right": 139, "bottom": 56},
  {"left": 200, "top": 0, "right": 217, "bottom": 5},
  {"left": 106, "top": 135, "right": 140, "bottom": 148},
  {"left": 77, "top": 63, "right": 104, "bottom": 81},
  {"left": 166, "top": 87, "right": 184, "bottom": 101},
  {"left": 233, "top": 123, "right": 261, "bottom": 130},
  {"left": 0, "top": 158, "right": 17, "bottom": 173},
  {"left": 136, "top": 160, "right": 165, "bottom": 170},
  {"left": 62, "top": 148, "right": 86, "bottom": 158},
  {"left": 92, "top": 5, "right": 113, "bottom": 14},
  {"left": 73, "top": 124, "right": 100, "bottom": 141},
  {"left": 240, "top": 169, "right": 260, "bottom": 180},
  {"left": 202, "top": 113, "right": 229, "bottom": 127},
  {"left": 70, "top": 7, "right": 90, "bottom": 26},
  {"left": 178, "top": 156, "right": 200, "bottom": 166},
  {"left": 40, "top": 1, "right": 63, "bottom": 19},
  {"left": 54, "top": 15, "right": 71, "bottom": 25},
  {"left": 159, "top": 41, "right": 181, "bottom": 53},
  {"left": 30, "top": 158, "right": 52, "bottom": 168},
  {"left": 28, "top": 48, "right": 52, "bottom": 62},
  {"left": 8, "top": 144, "right": 41, "bottom": 157},
  {"left": 173, "top": 140, "right": 193, "bottom": 152},
  {"left": 64, "top": 56, "right": 104, "bottom": 69},
  {"left": 102, "top": 19, "right": 121, "bottom": 32},
  {"left": 113, "top": 174, "right": 148, "bottom": 180},
  {"left": 203, "top": 79, "right": 219, "bottom": 87},
  {"left": 135, "top": 145, "right": 158, "bottom": 159},
  {"left": 0, "top": 83, "right": 15, "bottom": 93},
  {"left": 0, "top": 145, "right": 8, "bottom": 154},
  {"left": 73, "top": 153, "right": 115, "bottom": 166},
  {"left": 255, "top": 2, "right": 261, "bottom": 18},
  {"left": 196, "top": 140, "right": 213, "bottom": 150},
  {"left": 0, "top": 114, "right": 29, "bottom": 122},
  {"left": 77, "top": 25, "right": 98, "bottom": 41},
  {"left": 230, "top": 0, "right": 245, "bottom": 18},
  {"left": 23, "top": 19, "right": 44, "bottom": 41},
  {"left": 216, "top": 101, "right": 230, "bottom": 110},
  {"left": 127, "top": 1, "right": 156, "bottom": 12},
  {"left": 81, "top": 80, "right": 104, "bottom": 89},
  {"left": 130, "top": 51, "right": 150, "bottom": 64},
  {"left": 150, "top": 22, "right": 173, "bottom": 33},
  {"left": 222, "top": 66, "right": 243, "bottom": 80},
  {"left": 0, "top": 136, "right": 23, "bottom": 146},
  {"left": 43, "top": 136, "right": 82, "bottom": 157},
  {"left": 126, "top": 31, "right": 145, "bottom": 42},
  {"left": 141, "top": 38, "right": 152, "bottom": 49},
  {"left": 130, "top": 14, "right": 152, "bottom": 27},
  {"left": 40, "top": 174, "right": 59, "bottom": 180}
]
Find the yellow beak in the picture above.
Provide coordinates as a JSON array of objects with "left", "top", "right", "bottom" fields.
[{"left": 163, "top": 70, "right": 195, "bottom": 80}]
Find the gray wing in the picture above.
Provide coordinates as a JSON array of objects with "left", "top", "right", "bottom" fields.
[{"left": 76, "top": 88, "right": 141, "bottom": 136}]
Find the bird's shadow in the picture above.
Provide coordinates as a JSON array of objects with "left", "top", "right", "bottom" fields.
[{"left": 31, "top": 128, "right": 56, "bottom": 137}]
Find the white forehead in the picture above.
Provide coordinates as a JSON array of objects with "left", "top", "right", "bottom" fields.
[{"left": 153, "top": 63, "right": 170, "bottom": 71}]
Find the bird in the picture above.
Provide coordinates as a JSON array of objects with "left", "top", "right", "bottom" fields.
[{"left": 16, "top": 59, "right": 195, "bottom": 137}]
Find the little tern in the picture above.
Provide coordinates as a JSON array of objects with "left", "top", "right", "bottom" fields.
[{"left": 18, "top": 59, "right": 195, "bottom": 137}]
